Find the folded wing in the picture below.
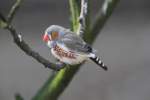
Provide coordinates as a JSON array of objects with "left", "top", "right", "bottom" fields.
[{"left": 57, "top": 32, "right": 92, "bottom": 54}]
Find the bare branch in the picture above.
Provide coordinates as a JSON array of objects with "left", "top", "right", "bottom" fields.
[
  {"left": 7, "top": 0, "right": 22, "bottom": 24},
  {"left": 0, "top": 0, "right": 60, "bottom": 71},
  {"left": 87, "top": 0, "right": 120, "bottom": 43},
  {"left": 77, "top": 0, "right": 87, "bottom": 37},
  {"left": 5, "top": 25, "right": 59, "bottom": 71}
]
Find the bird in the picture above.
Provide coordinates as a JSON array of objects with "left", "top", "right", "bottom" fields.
[{"left": 42, "top": 25, "right": 108, "bottom": 71}]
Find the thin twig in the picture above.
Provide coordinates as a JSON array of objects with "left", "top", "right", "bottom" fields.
[
  {"left": 77, "top": 0, "right": 87, "bottom": 37},
  {"left": 5, "top": 25, "right": 59, "bottom": 71},
  {"left": 7, "top": 0, "right": 22, "bottom": 24},
  {"left": 6, "top": 25, "right": 58, "bottom": 70},
  {"left": 0, "top": 0, "right": 59, "bottom": 71}
]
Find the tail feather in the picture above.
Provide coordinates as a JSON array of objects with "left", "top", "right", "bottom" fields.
[{"left": 90, "top": 55, "right": 108, "bottom": 71}]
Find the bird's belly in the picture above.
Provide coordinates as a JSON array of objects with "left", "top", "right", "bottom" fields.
[{"left": 51, "top": 45, "right": 87, "bottom": 65}]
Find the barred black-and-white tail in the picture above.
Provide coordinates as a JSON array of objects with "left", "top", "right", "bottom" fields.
[{"left": 90, "top": 56, "right": 108, "bottom": 71}]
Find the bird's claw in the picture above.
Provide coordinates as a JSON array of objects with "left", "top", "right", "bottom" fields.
[
  {"left": 55, "top": 62, "right": 66, "bottom": 71},
  {"left": 46, "top": 62, "right": 65, "bottom": 71}
]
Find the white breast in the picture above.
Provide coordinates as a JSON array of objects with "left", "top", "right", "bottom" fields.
[{"left": 51, "top": 44, "right": 88, "bottom": 65}]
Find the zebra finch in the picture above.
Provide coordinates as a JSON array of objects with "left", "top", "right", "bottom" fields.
[{"left": 42, "top": 25, "right": 108, "bottom": 71}]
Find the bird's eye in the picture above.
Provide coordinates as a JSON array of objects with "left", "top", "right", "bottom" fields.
[{"left": 51, "top": 31, "right": 59, "bottom": 40}]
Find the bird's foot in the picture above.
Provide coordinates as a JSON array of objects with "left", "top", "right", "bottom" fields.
[
  {"left": 55, "top": 62, "right": 66, "bottom": 71},
  {"left": 46, "top": 62, "right": 66, "bottom": 71}
]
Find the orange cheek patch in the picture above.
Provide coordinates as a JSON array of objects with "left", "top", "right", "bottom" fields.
[{"left": 51, "top": 32, "right": 59, "bottom": 40}]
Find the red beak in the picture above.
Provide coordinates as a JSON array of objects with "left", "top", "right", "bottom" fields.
[{"left": 42, "top": 34, "right": 50, "bottom": 42}]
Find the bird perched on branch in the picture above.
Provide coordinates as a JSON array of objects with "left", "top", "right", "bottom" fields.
[{"left": 42, "top": 25, "right": 107, "bottom": 71}]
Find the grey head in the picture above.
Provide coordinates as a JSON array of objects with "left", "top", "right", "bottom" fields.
[
  {"left": 43, "top": 25, "right": 93, "bottom": 54},
  {"left": 45, "top": 25, "right": 69, "bottom": 36},
  {"left": 44, "top": 25, "right": 71, "bottom": 42},
  {"left": 45, "top": 25, "right": 65, "bottom": 34}
]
